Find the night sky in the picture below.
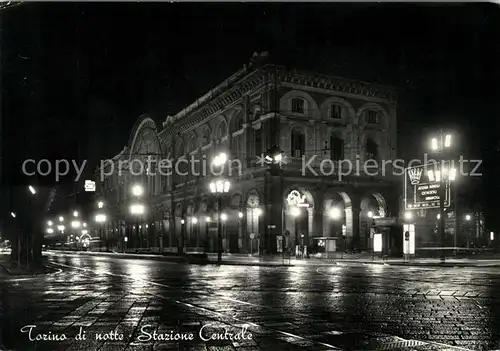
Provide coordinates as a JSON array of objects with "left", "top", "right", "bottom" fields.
[{"left": 1, "top": 3, "right": 499, "bottom": 224}]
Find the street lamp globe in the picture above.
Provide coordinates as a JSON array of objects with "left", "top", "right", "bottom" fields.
[
  {"left": 238, "top": 211, "right": 244, "bottom": 219},
  {"left": 129, "top": 203, "right": 145, "bottom": 215},
  {"left": 367, "top": 211, "right": 374, "bottom": 218},
  {"left": 28, "top": 185, "right": 36, "bottom": 195},
  {"left": 46, "top": 228, "right": 54, "bottom": 234},
  {"left": 205, "top": 216, "right": 211, "bottom": 222},
  {"left": 221, "top": 213, "right": 228, "bottom": 221},
  {"left": 404, "top": 211, "right": 413, "bottom": 220},
  {"left": 131, "top": 184, "right": 144, "bottom": 197},
  {"left": 192, "top": 217, "right": 198, "bottom": 224},
  {"left": 73, "top": 211, "right": 79, "bottom": 217},
  {"left": 47, "top": 220, "right": 53, "bottom": 226},
  {"left": 98, "top": 201, "right": 104, "bottom": 209},
  {"left": 465, "top": 214, "right": 471, "bottom": 221},
  {"left": 59, "top": 216, "right": 64, "bottom": 222}
]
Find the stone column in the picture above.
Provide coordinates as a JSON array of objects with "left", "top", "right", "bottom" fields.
[{"left": 345, "top": 205, "right": 361, "bottom": 251}]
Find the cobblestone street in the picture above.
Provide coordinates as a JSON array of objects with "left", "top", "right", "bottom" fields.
[{"left": 1, "top": 253, "right": 500, "bottom": 350}]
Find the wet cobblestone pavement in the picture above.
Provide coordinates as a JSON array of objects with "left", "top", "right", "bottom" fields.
[{"left": 1, "top": 253, "right": 500, "bottom": 350}]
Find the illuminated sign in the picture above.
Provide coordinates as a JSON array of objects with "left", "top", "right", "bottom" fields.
[
  {"left": 286, "top": 190, "right": 309, "bottom": 208},
  {"left": 405, "top": 163, "right": 450, "bottom": 210}
]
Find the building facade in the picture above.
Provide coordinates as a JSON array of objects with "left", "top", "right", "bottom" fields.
[{"left": 94, "top": 59, "right": 400, "bottom": 255}]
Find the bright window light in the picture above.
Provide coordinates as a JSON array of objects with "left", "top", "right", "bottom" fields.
[
  {"left": 444, "top": 134, "right": 451, "bottom": 147},
  {"left": 431, "top": 138, "right": 438, "bottom": 150}
]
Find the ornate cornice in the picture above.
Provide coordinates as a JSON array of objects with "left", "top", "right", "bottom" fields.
[
  {"left": 277, "top": 67, "right": 397, "bottom": 103},
  {"left": 162, "top": 69, "right": 269, "bottom": 135}
]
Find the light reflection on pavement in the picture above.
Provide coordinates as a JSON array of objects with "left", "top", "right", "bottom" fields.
[{"left": 1, "top": 252, "right": 499, "bottom": 350}]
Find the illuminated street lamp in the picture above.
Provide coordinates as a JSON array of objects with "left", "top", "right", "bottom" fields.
[
  {"left": 10, "top": 212, "right": 16, "bottom": 218},
  {"left": 47, "top": 220, "right": 53, "bottom": 226},
  {"left": 131, "top": 184, "right": 144, "bottom": 197},
  {"left": 212, "top": 152, "right": 228, "bottom": 167},
  {"left": 28, "top": 185, "right": 36, "bottom": 195},
  {"left": 46, "top": 228, "right": 54, "bottom": 234},
  {"left": 367, "top": 211, "right": 374, "bottom": 218},
  {"left": 238, "top": 211, "right": 244, "bottom": 219},
  {"left": 71, "top": 220, "right": 81, "bottom": 229},
  {"left": 97, "top": 201, "right": 104, "bottom": 209},
  {"left": 221, "top": 213, "right": 228, "bottom": 222},
  {"left": 404, "top": 211, "right": 413, "bottom": 221},
  {"left": 465, "top": 214, "right": 471, "bottom": 221},
  {"left": 429, "top": 131, "right": 454, "bottom": 262},
  {"left": 73, "top": 211, "right": 79, "bottom": 217},
  {"left": 209, "top": 179, "right": 231, "bottom": 262},
  {"left": 192, "top": 217, "right": 198, "bottom": 224}
]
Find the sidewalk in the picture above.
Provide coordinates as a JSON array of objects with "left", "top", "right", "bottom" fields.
[{"left": 45, "top": 250, "right": 500, "bottom": 268}]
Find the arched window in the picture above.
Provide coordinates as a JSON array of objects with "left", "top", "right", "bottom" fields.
[
  {"left": 202, "top": 127, "right": 210, "bottom": 146},
  {"left": 330, "top": 134, "right": 344, "bottom": 161},
  {"left": 366, "top": 138, "right": 378, "bottom": 161},
  {"left": 366, "top": 110, "right": 379, "bottom": 124},
  {"left": 330, "top": 104, "right": 343, "bottom": 119},
  {"left": 291, "top": 127, "right": 305, "bottom": 157},
  {"left": 291, "top": 98, "right": 305, "bottom": 114},
  {"left": 254, "top": 129, "right": 262, "bottom": 157},
  {"left": 216, "top": 122, "right": 227, "bottom": 146}
]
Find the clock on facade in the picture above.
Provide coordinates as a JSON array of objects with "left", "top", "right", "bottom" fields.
[{"left": 247, "top": 195, "right": 259, "bottom": 207}]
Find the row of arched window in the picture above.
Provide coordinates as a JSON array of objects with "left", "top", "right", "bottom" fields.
[
  {"left": 290, "top": 128, "right": 379, "bottom": 161},
  {"left": 290, "top": 97, "right": 382, "bottom": 125}
]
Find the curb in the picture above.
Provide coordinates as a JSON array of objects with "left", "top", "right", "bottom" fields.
[
  {"left": 0, "top": 261, "right": 59, "bottom": 276},
  {"left": 46, "top": 250, "right": 295, "bottom": 267}
]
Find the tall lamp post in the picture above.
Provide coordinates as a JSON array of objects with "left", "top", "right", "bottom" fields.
[
  {"left": 70, "top": 213, "right": 81, "bottom": 250},
  {"left": 209, "top": 179, "right": 230, "bottom": 262},
  {"left": 429, "top": 132, "right": 455, "bottom": 263},
  {"left": 96, "top": 201, "right": 106, "bottom": 250},
  {"left": 130, "top": 184, "right": 145, "bottom": 250}
]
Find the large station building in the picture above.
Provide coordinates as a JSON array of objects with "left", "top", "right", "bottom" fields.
[{"left": 94, "top": 56, "right": 401, "bottom": 255}]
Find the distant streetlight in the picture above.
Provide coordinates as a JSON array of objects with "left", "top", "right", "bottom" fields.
[
  {"left": 46, "top": 228, "right": 54, "bottom": 234},
  {"left": 10, "top": 212, "right": 16, "bottom": 218},
  {"left": 71, "top": 220, "right": 81, "bottom": 229},
  {"left": 82, "top": 222, "right": 87, "bottom": 228},
  {"left": 28, "top": 186, "right": 36, "bottom": 195},
  {"left": 212, "top": 152, "right": 228, "bottom": 167},
  {"left": 131, "top": 184, "right": 144, "bottom": 197},
  {"left": 205, "top": 216, "right": 211, "bottom": 222},
  {"left": 129, "top": 204, "right": 145, "bottom": 215},
  {"left": 180, "top": 219, "right": 185, "bottom": 225},
  {"left": 192, "top": 217, "right": 198, "bottom": 224},
  {"left": 404, "top": 211, "right": 413, "bottom": 220},
  {"left": 465, "top": 214, "right": 471, "bottom": 221},
  {"left": 73, "top": 211, "right": 79, "bottom": 217},
  {"left": 59, "top": 216, "right": 64, "bottom": 222},
  {"left": 367, "top": 211, "right": 374, "bottom": 218},
  {"left": 238, "top": 211, "right": 244, "bottom": 219},
  {"left": 221, "top": 213, "right": 228, "bottom": 222},
  {"left": 47, "top": 220, "right": 53, "bottom": 226},
  {"left": 98, "top": 201, "right": 104, "bottom": 209},
  {"left": 95, "top": 214, "right": 106, "bottom": 223}
]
